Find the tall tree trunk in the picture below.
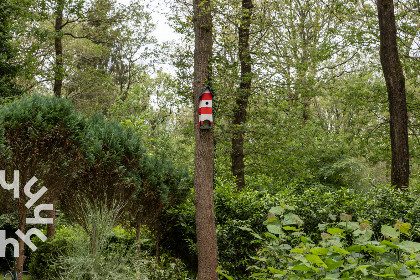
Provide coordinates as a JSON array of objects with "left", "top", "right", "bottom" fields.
[
  {"left": 135, "top": 214, "right": 142, "bottom": 260},
  {"left": 377, "top": 0, "right": 409, "bottom": 189},
  {"left": 231, "top": 0, "right": 253, "bottom": 191},
  {"left": 16, "top": 173, "right": 27, "bottom": 280},
  {"left": 53, "top": 0, "right": 64, "bottom": 98},
  {"left": 193, "top": 0, "right": 218, "bottom": 279},
  {"left": 46, "top": 198, "right": 56, "bottom": 238}
]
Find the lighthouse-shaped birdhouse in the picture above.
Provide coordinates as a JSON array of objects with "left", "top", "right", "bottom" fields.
[{"left": 199, "top": 86, "right": 213, "bottom": 129}]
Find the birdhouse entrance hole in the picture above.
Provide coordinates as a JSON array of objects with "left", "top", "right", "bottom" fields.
[{"left": 201, "top": 120, "right": 212, "bottom": 129}]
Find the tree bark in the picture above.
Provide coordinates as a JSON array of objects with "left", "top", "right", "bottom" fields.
[
  {"left": 135, "top": 214, "right": 142, "bottom": 260},
  {"left": 377, "top": 0, "right": 410, "bottom": 189},
  {"left": 46, "top": 198, "right": 56, "bottom": 238},
  {"left": 193, "top": 0, "right": 218, "bottom": 279},
  {"left": 16, "top": 173, "right": 27, "bottom": 280},
  {"left": 53, "top": 0, "right": 64, "bottom": 98},
  {"left": 231, "top": 0, "right": 253, "bottom": 191}
]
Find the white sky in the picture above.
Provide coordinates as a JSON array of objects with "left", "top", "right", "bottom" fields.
[{"left": 117, "top": 0, "right": 180, "bottom": 43}]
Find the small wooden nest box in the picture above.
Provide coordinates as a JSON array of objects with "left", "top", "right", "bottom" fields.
[{"left": 199, "top": 86, "right": 213, "bottom": 129}]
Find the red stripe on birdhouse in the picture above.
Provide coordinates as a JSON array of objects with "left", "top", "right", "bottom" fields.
[
  {"left": 200, "top": 107, "right": 212, "bottom": 114},
  {"left": 201, "top": 92, "right": 212, "bottom": 100}
]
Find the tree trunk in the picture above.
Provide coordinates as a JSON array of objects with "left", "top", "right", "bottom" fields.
[
  {"left": 193, "top": 0, "right": 218, "bottom": 279},
  {"left": 231, "top": 0, "right": 253, "bottom": 191},
  {"left": 377, "top": 0, "right": 410, "bottom": 189},
  {"left": 46, "top": 198, "right": 56, "bottom": 238},
  {"left": 155, "top": 234, "right": 160, "bottom": 264},
  {"left": 16, "top": 174, "right": 27, "bottom": 280},
  {"left": 135, "top": 215, "right": 142, "bottom": 260},
  {"left": 53, "top": 0, "right": 64, "bottom": 98}
]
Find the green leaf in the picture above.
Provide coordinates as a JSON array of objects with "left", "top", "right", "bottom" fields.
[
  {"left": 347, "top": 245, "right": 362, "bottom": 252},
  {"left": 290, "top": 264, "right": 312, "bottom": 271},
  {"left": 381, "top": 225, "right": 399, "bottom": 239},
  {"left": 267, "top": 267, "right": 285, "bottom": 274},
  {"left": 269, "top": 206, "right": 284, "bottom": 216},
  {"left": 399, "top": 223, "right": 411, "bottom": 234},
  {"left": 405, "top": 260, "right": 417, "bottom": 267},
  {"left": 217, "top": 267, "right": 234, "bottom": 280},
  {"left": 380, "top": 240, "right": 400, "bottom": 249},
  {"left": 283, "top": 204, "right": 295, "bottom": 211},
  {"left": 365, "top": 244, "right": 386, "bottom": 253},
  {"left": 355, "top": 265, "right": 371, "bottom": 275},
  {"left": 338, "top": 222, "right": 359, "bottom": 231},
  {"left": 399, "top": 241, "right": 420, "bottom": 253},
  {"left": 325, "top": 258, "right": 344, "bottom": 271},
  {"left": 283, "top": 213, "right": 303, "bottom": 226},
  {"left": 290, "top": 248, "right": 305, "bottom": 254},
  {"left": 250, "top": 272, "right": 268, "bottom": 277},
  {"left": 327, "top": 228, "right": 345, "bottom": 236},
  {"left": 333, "top": 246, "right": 350, "bottom": 255},
  {"left": 310, "top": 247, "right": 330, "bottom": 255},
  {"left": 410, "top": 268, "right": 420, "bottom": 274},
  {"left": 238, "top": 226, "right": 252, "bottom": 232},
  {"left": 278, "top": 244, "right": 292, "bottom": 250},
  {"left": 355, "top": 229, "right": 373, "bottom": 242},
  {"left": 283, "top": 226, "right": 299, "bottom": 231},
  {"left": 373, "top": 274, "right": 396, "bottom": 278},
  {"left": 267, "top": 224, "right": 284, "bottom": 235},
  {"left": 301, "top": 236, "right": 311, "bottom": 243},
  {"left": 305, "top": 254, "right": 328, "bottom": 268},
  {"left": 325, "top": 272, "right": 340, "bottom": 279}
]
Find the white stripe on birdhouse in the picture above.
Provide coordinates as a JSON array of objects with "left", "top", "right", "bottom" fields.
[
  {"left": 199, "top": 114, "right": 213, "bottom": 122},
  {"left": 200, "top": 100, "right": 212, "bottom": 107}
]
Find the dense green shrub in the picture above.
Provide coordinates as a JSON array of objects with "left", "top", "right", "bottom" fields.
[
  {"left": 244, "top": 205, "right": 420, "bottom": 280},
  {"left": 29, "top": 226, "right": 74, "bottom": 280},
  {"left": 283, "top": 184, "right": 420, "bottom": 243},
  {"left": 164, "top": 182, "right": 419, "bottom": 279}
]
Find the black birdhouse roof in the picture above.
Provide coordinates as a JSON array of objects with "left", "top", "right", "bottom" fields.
[{"left": 199, "top": 85, "right": 214, "bottom": 99}]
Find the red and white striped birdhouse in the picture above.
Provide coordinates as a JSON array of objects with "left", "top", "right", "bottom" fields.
[{"left": 199, "top": 86, "right": 213, "bottom": 129}]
